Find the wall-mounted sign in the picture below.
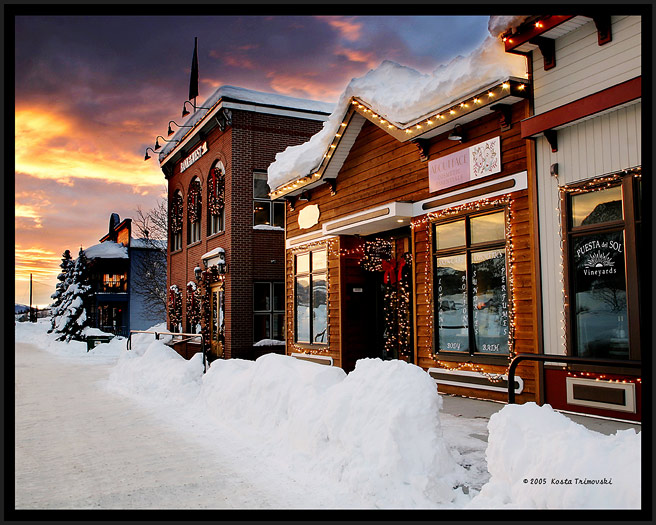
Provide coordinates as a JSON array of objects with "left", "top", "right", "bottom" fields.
[
  {"left": 180, "top": 142, "right": 208, "bottom": 173},
  {"left": 298, "top": 204, "right": 320, "bottom": 229},
  {"left": 428, "top": 136, "right": 501, "bottom": 193}
]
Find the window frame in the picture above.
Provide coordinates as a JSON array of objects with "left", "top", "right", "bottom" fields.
[
  {"left": 293, "top": 248, "right": 329, "bottom": 346},
  {"left": 432, "top": 207, "right": 511, "bottom": 360},
  {"left": 253, "top": 281, "right": 285, "bottom": 343},
  {"left": 253, "top": 171, "right": 285, "bottom": 228},
  {"left": 170, "top": 190, "right": 184, "bottom": 252},
  {"left": 187, "top": 176, "right": 202, "bottom": 245},
  {"left": 207, "top": 162, "right": 225, "bottom": 237},
  {"left": 561, "top": 173, "right": 641, "bottom": 364}
]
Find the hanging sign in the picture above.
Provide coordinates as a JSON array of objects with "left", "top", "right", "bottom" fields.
[
  {"left": 428, "top": 136, "right": 501, "bottom": 192},
  {"left": 180, "top": 142, "right": 208, "bottom": 173}
]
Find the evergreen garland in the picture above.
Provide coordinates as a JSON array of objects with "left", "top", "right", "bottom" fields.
[
  {"left": 187, "top": 178, "right": 202, "bottom": 224},
  {"left": 168, "top": 284, "right": 183, "bottom": 331},
  {"left": 186, "top": 281, "right": 202, "bottom": 331},
  {"left": 208, "top": 166, "right": 225, "bottom": 217},
  {"left": 170, "top": 192, "right": 183, "bottom": 234}
]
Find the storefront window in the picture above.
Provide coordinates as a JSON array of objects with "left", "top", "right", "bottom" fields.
[
  {"left": 294, "top": 249, "right": 328, "bottom": 344},
  {"left": 254, "top": 282, "right": 285, "bottom": 342},
  {"left": 434, "top": 210, "right": 509, "bottom": 355},
  {"left": 564, "top": 177, "right": 640, "bottom": 361}
]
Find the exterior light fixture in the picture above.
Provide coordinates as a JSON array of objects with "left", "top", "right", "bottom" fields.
[
  {"left": 168, "top": 120, "right": 192, "bottom": 137},
  {"left": 154, "top": 135, "right": 179, "bottom": 151},
  {"left": 194, "top": 265, "right": 202, "bottom": 281},
  {"left": 182, "top": 100, "right": 210, "bottom": 118},
  {"left": 448, "top": 124, "right": 466, "bottom": 143},
  {"left": 144, "top": 147, "right": 158, "bottom": 161}
]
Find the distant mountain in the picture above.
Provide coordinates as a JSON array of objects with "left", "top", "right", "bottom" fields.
[{"left": 15, "top": 303, "right": 29, "bottom": 314}]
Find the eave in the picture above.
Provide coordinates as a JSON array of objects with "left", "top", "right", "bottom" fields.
[{"left": 270, "top": 77, "right": 529, "bottom": 200}]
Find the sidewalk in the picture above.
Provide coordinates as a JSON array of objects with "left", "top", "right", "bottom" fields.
[{"left": 440, "top": 394, "right": 641, "bottom": 439}]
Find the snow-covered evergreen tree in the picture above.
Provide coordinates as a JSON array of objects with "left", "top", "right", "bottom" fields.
[
  {"left": 52, "top": 247, "right": 93, "bottom": 342},
  {"left": 49, "top": 249, "right": 74, "bottom": 333}
]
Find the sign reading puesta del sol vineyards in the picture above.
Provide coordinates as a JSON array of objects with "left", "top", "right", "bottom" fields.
[
  {"left": 180, "top": 142, "right": 208, "bottom": 173},
  {"left": 428, "top": 136, "right": 501, "bottom": 192}
]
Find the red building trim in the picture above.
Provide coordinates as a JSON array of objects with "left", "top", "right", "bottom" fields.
[
  {"left": 503, "top": 16, "right": 576, "bottom": 53},
  {"left": 521, "top": 76, "right": 641, "bottom": 139}
]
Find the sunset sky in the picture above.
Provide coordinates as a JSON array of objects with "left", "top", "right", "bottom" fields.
[{"left": 13, "top": 11, "right": 493, "bottom": 307}]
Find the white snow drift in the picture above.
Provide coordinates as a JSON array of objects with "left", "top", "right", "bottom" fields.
[{"left": 15, "top": 319, "right": 642, "bottom": 509}]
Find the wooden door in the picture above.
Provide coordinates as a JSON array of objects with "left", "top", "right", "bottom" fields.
[{"left": 209, "top": 282, "right": 224, "bottom": 358}]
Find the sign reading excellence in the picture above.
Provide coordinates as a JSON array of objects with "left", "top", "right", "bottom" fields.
[{"left": 428, "top": 136, "right": 501, "bottom": 192}]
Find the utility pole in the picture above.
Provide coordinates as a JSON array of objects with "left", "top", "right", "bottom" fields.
[{"left": 29, "top": 273, "right": 34, "bottom": 322}]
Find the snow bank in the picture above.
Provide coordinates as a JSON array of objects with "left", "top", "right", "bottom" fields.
[
  {"left": 84, "top": 241, "right": 128, "bottom": 259},
  {"left": 469, "top": 403, "right": 641, "bottom": 509},
  {"left": 201, "top": 355, "right": 467, "bottom": 508},
  {"left": 267, "top": 36, "right": 527, "bottom": 190},
  {"left": 14, "top": 318, "right": 123, "bottom": 364},
  {"left": 487, "top": 15, "right": 531, "bottom": 37}
]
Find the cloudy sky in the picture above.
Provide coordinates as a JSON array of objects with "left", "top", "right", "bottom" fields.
[{"left": 13, "top": 12, "right": 494, "bottom": 306}]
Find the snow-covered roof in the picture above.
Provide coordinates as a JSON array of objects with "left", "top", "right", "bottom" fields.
[
  {"left": 84, "top": 241, "right": 128, "bottom": 259},
  {"left": 487, "top": 15, "right": 532, "bottom": 37},
  {"left": 267, "top": 36, "right": 527, "bottom": 192},
  {"left": 159, "top": 86, "right": 335, "bottom": 160}
]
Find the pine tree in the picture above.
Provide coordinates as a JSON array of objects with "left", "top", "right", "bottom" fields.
[
  {"left": 49, "top": 249, "right": 74, "bottom": 333},
  {"left": 52, "top": 247, "right": 93, "bottom": 342}
]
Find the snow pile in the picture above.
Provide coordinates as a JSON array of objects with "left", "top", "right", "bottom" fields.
[
  {"left": 267, "top": 36, "right": 527, "bottom": 190},
  {"left": 15, "top": 318, "right": 123, "bottom": 363},
  {"left": 108, "top": 334, "right": 204, "bottom": 405},
  {"left": 468, "top": 403, "right": 641, "bottom": 509},
  {"left": 84, "top": 241, "right": 128, "bottom": 259},
  {"left": 107, "top": 346, "right": 468, "bottom": 508},
  {"left": 487, "top": 15, "right": 532, "bottom": 37}
]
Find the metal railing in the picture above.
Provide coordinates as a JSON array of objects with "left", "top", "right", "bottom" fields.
[
  {"left": 127, "top": 330, "right": 206, "bottom": 373},
  {"left": 507, "top": 353, "right": 641, "bottom": 404}
]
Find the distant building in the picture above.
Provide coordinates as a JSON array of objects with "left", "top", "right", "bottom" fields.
[
  {"left": 157, "top": 86, "right": 333, "bottom": 361},
  {"left": 85, "top": 213, "right": 167, "bottom": 336}
]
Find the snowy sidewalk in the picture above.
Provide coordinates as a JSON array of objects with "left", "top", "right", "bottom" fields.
[{"left": 15, "top": 342, "right": 295, "bottom": 509}]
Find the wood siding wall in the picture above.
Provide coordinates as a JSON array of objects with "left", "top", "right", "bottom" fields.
[
  {"left": 535, "top": 102, "right": 642, "bottom": 357},
  {"left": 533, "top": 16, "right": 641, "bottom": 114},
  {"left": 285, "top": 100, "right": 539, "bottom": 401}
]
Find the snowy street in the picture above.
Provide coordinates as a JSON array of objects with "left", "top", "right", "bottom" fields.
[{"left": 14, "top": 341, "right": 292, "bottom": 509}]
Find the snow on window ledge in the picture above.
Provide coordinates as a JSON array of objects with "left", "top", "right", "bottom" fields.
[{"left": 253, "top": 224, "right": 284, "bottom": 231}]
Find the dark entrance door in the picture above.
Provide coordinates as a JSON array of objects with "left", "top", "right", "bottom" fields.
[{"left": 341, "top": 228, "right": 414, "bottom": 372}]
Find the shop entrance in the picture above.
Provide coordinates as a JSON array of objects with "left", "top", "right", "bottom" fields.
[
  {"left": 209, "top": 282, "right": 224, "bottom": 358},
  {"left": 341, "top": 228, "right": 414, "bottom": 372}
]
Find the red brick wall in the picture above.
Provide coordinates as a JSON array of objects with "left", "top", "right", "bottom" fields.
[{"left": 166, "top": 108, "right": 323, "bottom": 360}]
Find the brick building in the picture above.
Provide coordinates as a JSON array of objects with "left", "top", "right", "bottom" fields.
[{"left": 156, "top": 86, "right": 332, "bottom": 361}]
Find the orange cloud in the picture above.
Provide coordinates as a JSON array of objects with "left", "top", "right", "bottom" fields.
[
  {"left": 15, "top": 246, "right": 63, "bottom": 305},
  {"left": 15, "top": 204, "right": 44, "bottom": 228},
  {"left": 316, "top": 16, "right": 362, "bottom": 41},
  {"left": 335, "top": 47, "right": 378, "bottom": 68},
  {"left": 15, "top": 106, "right": 163, "bottom": 188},
  {"left": 266, "top": 72, "right": 342, "bottom": 102}
]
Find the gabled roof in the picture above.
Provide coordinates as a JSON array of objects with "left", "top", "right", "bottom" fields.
[{"left": 267, "top": 36, "right": 529, "bottom": 199}]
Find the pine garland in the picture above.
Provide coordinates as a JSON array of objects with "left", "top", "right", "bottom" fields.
[
  {"left": 187, "top": 178, "right": 202, "bottom": 224},
  {"left": 208, "top": 166, "right": 225, "bottom": 217},
  {"left": 186, "top": 281, "right": 202, "bottom": 330},
  {"left": 168, "top": 284, "right": 183, "bottom": 331},
  {"left": 170, "top": 192, "right": 183, "bottom": 234}
]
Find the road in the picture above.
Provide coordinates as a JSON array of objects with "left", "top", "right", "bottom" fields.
[{"left": 14, "top": 342, "right": 300, "bottom": 510}]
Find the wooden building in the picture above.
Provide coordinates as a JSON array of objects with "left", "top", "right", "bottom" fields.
[
  {"left": 500, "top": 15, "right": 643, "bottom": 420},
  {"left": 268, "top": 58, "right": 543, "bottom": 403},
  {"left": 157, "top": 87, "right": 332, "bottom": 361}
]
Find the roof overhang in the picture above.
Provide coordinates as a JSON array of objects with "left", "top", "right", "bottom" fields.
[
  {"left": 271, "top": 77, "right": 529, "bottom": 200},
  {"left": 502, "top": 16, "right": 589, "bottom": 54}
]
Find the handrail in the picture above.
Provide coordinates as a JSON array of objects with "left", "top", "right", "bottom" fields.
[
  {"left": 508, "top": 353, "right": 641, "bottom": 404},
  {"left": 127, "top": 330, "right": 206, "bottom": 373}
]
